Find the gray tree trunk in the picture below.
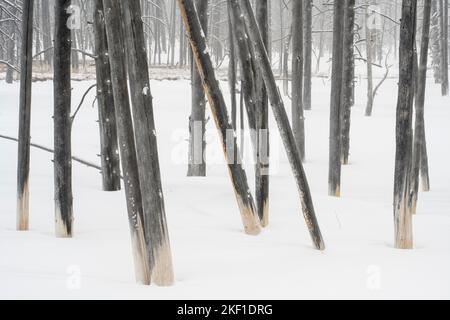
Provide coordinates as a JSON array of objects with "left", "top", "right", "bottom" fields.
[
  {"left": 5, "top": 4, "right": 17, "bottom": 83},
  {"left": 93, "top": 0, "right": 121, "bottom": 192},
  {"left": 16, "top": 0, "right": 34, "bottom": 231},
  {"left": 439, "top": 0, "right": 449, "bottom": 95},
  {"left": 341, "top": 0, "right": 355, "bottom": 165},
  {"left": 121, "top": 0, "right": 175, "bottom": 286},
  {"left": 394, "top": 0, "right": 417, "bottom": 250},
  {"left": 255, "top": 0, "right": 270, "bottom": 226},
  {"left": 292, "top": 0, "right": 305, "bottom": 161},
  {"left": 239, "top": 0, "right": 325, "bottom": 250},
  {"left": 41, "top": 0, "right": 52, "bottom": 67},
  {"left": 365, "top": 4, "right": 375, "bottom": 117},
  {"left": 410, "top": 0, "right": 431, "bottom": 214},
  {"left": 229, "top": 1, "right": 257, "bottom": 149},
  {"left": 328, "top": 0, "right": 344, "bottom": 197},
  {"left": 303, "top": 0, "right": 313, "bottom": 111},
  {"left": 103, "top": 0, "right": 151, "bottom": 285},
  {"left": 177, "top": 0, "right": 261, "bottom": 236},
  {"left": 54, "top": 0, "right": 73, "bottom": 238},
  {"left": 431, "top": 0, "right": 441, "bottom": 83},
  {"left": 188, "top": 0, "right": 208, "bottom": 177}
]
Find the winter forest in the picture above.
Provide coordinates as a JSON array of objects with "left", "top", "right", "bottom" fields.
[{"left": 0, "top": 0, "right": 449, "bottom": 300}]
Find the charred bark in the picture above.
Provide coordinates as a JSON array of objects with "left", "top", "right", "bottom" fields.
[
  {"left": 103, "top": 0, "right": 151, "bottom": 284},
  {"left": 188, "top": 0, "right": 209, "bottom": 177},
  {"left": 394, "top": 0, "right": 417, "bottom": 249},
  {"left": 177, "top": 0, "right": 261, "bottom": 236},
  {"left": 93, "top": 0, "right": 121, "bottom": 192},
  {"left": 239, "top": 0, "right": 325, "bottom": 250},
  {"left": 121, "top": 0, "right": 175, "bottom": 286},
  {"left": 16, "top": 0, "right": 34, "bottom": 231}
]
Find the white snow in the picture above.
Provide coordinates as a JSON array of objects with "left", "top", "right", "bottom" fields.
[{"left": 0, "top": 75, "right": 449, "bottom": 299}]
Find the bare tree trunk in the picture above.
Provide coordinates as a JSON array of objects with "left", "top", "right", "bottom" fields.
[
  {"left": 54, "top": 0, "right": 73, "bottom": 238},
  {"left": 328, "top": 0, "right": 344, "bottom": 197},
  {"left": 228, "top": 1, "right": 238, "bottom": 166},
  {"left": 439, "top": 0, "right": 449, "bottom": 95},
  {"left": 103, "top": 0, "right": 151, "bottom": 285},
  {"left": 341, "top": 0, "right": 355, "bottom": 165},
  {"left": 394, "top": 0, "right": 417, "bottom": 250},
  {"left": 188, "top": 0, "right": 208, "bottom": 177},
  {"left": 255, "top": 0, "right": 270, "bottom": 226},
  {"left": 303, "top": 0, "right": 313, "bottom": 111},
  {"left": 365, "top": 4, "right": 375, "bottom": 117},
  {"left": 16, "top": 0, "right": 34, "bottom": 231},
  {"left": 431, "top": 0, "right": 441, "bottom": 83},
  {"left": 239, "top": 0, "right": 325, "bottom": 250},
  {"left": 121, "top": 0, "right": 175, "bottom": 286},
  {"left": 5, "top": 4, "right": 17, "bottom": 83},
  {"left": 292, "top": 0, "right": 305, "bottom": 161},
  {"left": 93, "top": 0, "right": 121, "bottom": 192},
  {"left": 229, "top": 1, "right": 257, "bottom": 148},
  {"left": 170, "top": 0, "right": 176, "bottom": 66},
  {"left": 177, "top": 0, "right": 261, "bottom": 236},
  {"left": 410, "top": 0, "right": 431, "bottom": 214}
]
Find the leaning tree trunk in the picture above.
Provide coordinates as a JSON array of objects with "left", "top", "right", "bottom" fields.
[
  {"left": 304, "top": 0, "right": 313, "bottom": 111},
  {"left": 103, "top": 0, "right": 151, "bottom": 285},
  {"left": 54, "top": 0, "right": 73, "bottom": 238},
  {"left": 238, "top": 0, "right": 325, "bottom": 250},
  {"left": 177, "top": 0, "right": 261, "bottom": 236},
  {"left": 328, "top": 0, "right": 344, "bottom": 197},
  {"left": 188, "top": 0, "right": 208, "bottom": 177},
  {"left": 16, "top": 0, "right": 34, "bottom": 231},
  {"left": 229, "top": 1, "right": 257, "bottom": 149},
  {"left": 394, "top": 0, "right": 417, "bottom": 250},
  {"left": 227, "top": 1, "right": 238, "bottom": 166},
  {"left": 121, "top": 0, "right": 174, "bottom": 286},
  {"left": 410, "top": 0, "right": 431, "bottom": 215},
  {"left": 292, "top": 0, "right": 305, "bottom": 162},
  {"left": 341, "top": 0, "right": 355, "bottom": 165},
  {"left": 93, "top": 0, "right": 121, "bottom": 192},
  {"left": 255, "top": 0, "right": 270, "bottom": 226}
]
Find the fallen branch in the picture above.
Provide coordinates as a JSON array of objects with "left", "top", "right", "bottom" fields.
[{"left": 0, "top": 134, "right": 102, "bottom": 172}]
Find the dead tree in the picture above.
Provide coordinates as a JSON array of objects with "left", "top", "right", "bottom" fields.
[
  {"left": 329, "top": 0, "right": 344, "bottom": 197},
  {"left": 229, "top": 0, "right": 257, "bottom": 148},
  {"left": 177, "top": 0, "right": 261, "bottom": 236},
  {"left": 103, "top": 0, "right": 150, "bottom": 285},
  {"left": 16, "top": 0, "right": 34, "bottom": 231},
  {"left": 439, "top": 0, "right": 449, "bottom": 95},
  {"left": 410, "top": 0, "right": 431, "bottom": 214},
  {"left": 341, "top": 0, "right": 355, "bottom": 165},
  {"left": 255, "top": 0, "right": 270, "bottom": 226},
  {"left": 365, "top": 3, "right": 375, "bottom": 117},
  {"left": 93, "top": 0, "right": 121, "bottom": 192},
  {"left": 121, "top": 0, "right": 174, "bottom": 286},
  {"left": 431, "top": 0, "right": 441, "bottom": 83},
  {"left": 227, "top": 1, "right": 238, "bottom": 166},
  {"left": 5, "top": 2, "right": 17, "bottom": 83},
  {"left": 303, "top": 0, "right": 313, "bottom": 111},
  {"left": 188, "top": 0, "right": 208, "bottom": 177},
  {"left": 41, "top": 0, "right": 52, "bottom": 67},
  {"left": 239, "top": 0, "right": 325, "bottom": 250},
  {"left": 54, "top": 0, "right": 73, "bottom": 238},
  {"left": 292, "top": 0, "right": 305, "bottom": 161},
  {"left": 394, "top": 0, "right": 417, "bottom": 250}
]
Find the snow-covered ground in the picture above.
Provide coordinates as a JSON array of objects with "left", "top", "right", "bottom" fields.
[{"left": 0, "top": 75, "right": 449, "bottom": 299}]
